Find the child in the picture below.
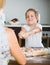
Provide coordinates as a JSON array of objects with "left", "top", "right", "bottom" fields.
[
  {"left": 18, "top": 8, "right": 44, "bottom": 48},
  {"left": 0, "top": 0, "right": 26, "bottom": 65}
]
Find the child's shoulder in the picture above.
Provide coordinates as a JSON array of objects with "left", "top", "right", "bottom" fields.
[
  {"left": 22, "top": 25, "right": 30, "bottom": 31},
  {"left": 36, "top": 23, "right": 42, "bottom": 30},
  {"left": 36, "top": 23, "right": 42, "bottom": 26},
  {"left": 22, "top": 25, "right": 29, "bottom": 28}
]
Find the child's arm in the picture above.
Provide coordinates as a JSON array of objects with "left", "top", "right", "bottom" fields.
[
  {"left": 18, "top": 27, "right": 26, "bottom": 39},
  {"left": 28, "top": 24, "right": 42, "bottom": 36},
  {"left": 28, "top": 26, "right": 42, "bottom": 35},
  {"left": 18, "top": 24, "right": 42, "bottom": 39},
  {"left": 19, "top": 26, "right": 42, "bottom": 39}
]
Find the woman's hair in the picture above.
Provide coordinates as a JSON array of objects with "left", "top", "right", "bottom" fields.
[
  {"left": 25, "top": 8, "right": 39, "bottom": 22},
  {"left": 0, "top": 0, "right": 5, "bottom": 9}
]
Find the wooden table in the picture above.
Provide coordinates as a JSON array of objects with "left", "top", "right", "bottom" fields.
[
  {"left": 8, "top": 54, "right": 50, "bottom": 65},
  {"left": 25, "top": 54, "right": 50, "bottom": 65}
]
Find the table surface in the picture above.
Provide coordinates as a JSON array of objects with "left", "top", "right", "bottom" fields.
[
  {"left": 8, "top": 47, "right": 50, "bottom": 65},
  {"left": 25, "top": 54, "right": 50, "bottom": 65},
  {"left": 8, "top": 54, "right": 50, "bottom": 65}
]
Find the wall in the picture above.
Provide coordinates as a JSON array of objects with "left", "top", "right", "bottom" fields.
[
  {"left": 48, "top": 0, "right": 50, "bottom": 24},
  {"left": 48, "top": 0, "right": 50, "bottom": 25},
  {"left": 4, "top": 0, "right": 50, "bottom": 24}
]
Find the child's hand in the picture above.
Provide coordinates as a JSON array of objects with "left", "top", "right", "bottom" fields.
[
  {"left": 22, "top": 32, "right": 29, "bottom": 39},
  {"left": 18, "top": 31, "right": 24, "bottom": 39},
  {"left": 18, "top": 31, "right": 29, "bottom": 39}
]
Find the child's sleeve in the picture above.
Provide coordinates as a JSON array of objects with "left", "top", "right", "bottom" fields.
[{"left": 37, "top": 24, "right": 42, "bottom": 30}]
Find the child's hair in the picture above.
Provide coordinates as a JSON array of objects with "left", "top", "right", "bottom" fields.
[
  {"left": 25, "top": 8, "right": 39, "bottom": 23},
  {"left": 0, "top": 0, "right": 5, "bottom": 9}
]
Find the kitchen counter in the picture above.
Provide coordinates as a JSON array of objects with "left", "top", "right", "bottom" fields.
[
  {"left": 4, "top": 24, "right": 50, "bottom": 27},
  {"left": 8, "top": 47, "right": 50, "bottom": 65},
  {"left": 25, "top": 55, "right": 50, "bottom": 65},
  {"left": 4, "top": 24, "right": 22, "bottom": 27},
  {"left": 8, "top": 55, "right": 50, "bottom": 65},
  {"left": 42, "top": 25, "right": 50, "bottom": 27}
]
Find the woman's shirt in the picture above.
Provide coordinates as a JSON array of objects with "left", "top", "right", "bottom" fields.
[
  {"left": 22, "top": 23, "right": 44, "bottom": 48},
  {"left": 0, "top": 13, "right": 5, "bottom": 24},
  {"left": 0, "top": 21, "right": 11, "bottom": 65}
]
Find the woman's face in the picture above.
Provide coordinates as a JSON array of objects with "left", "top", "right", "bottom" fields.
[{"left": 26, "top": 11, "right": 37, "bottom": 26}]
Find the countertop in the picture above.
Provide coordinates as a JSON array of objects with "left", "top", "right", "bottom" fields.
[
  {"left": 8, "top": 47, "right": 50, "bottom": 65},
  {"left": 8, "top": 53, "right": 50, "bottom": 65},
  {"left": 4, "top": 24, "right": 50, "bottom": 27}
]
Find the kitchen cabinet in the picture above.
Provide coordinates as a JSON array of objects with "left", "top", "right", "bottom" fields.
[
  {"left": 42, "top": 26, "right": 50, "bottom": 47},
  {"left": 42, "top": 36, "right": 49, "bottom": 47}
]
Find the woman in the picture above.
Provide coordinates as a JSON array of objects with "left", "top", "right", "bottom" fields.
[{"left": 0, "top": 0, "right": 26, "bottom": 65}]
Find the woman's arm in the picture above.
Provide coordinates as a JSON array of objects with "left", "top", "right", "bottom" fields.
[{"left": 6, "top": 28, "right": 26, "bottom": 65}]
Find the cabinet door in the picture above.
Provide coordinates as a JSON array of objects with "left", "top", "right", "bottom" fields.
[{"left": 42, "top": 36, "right": 49, "bottom": 47}]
